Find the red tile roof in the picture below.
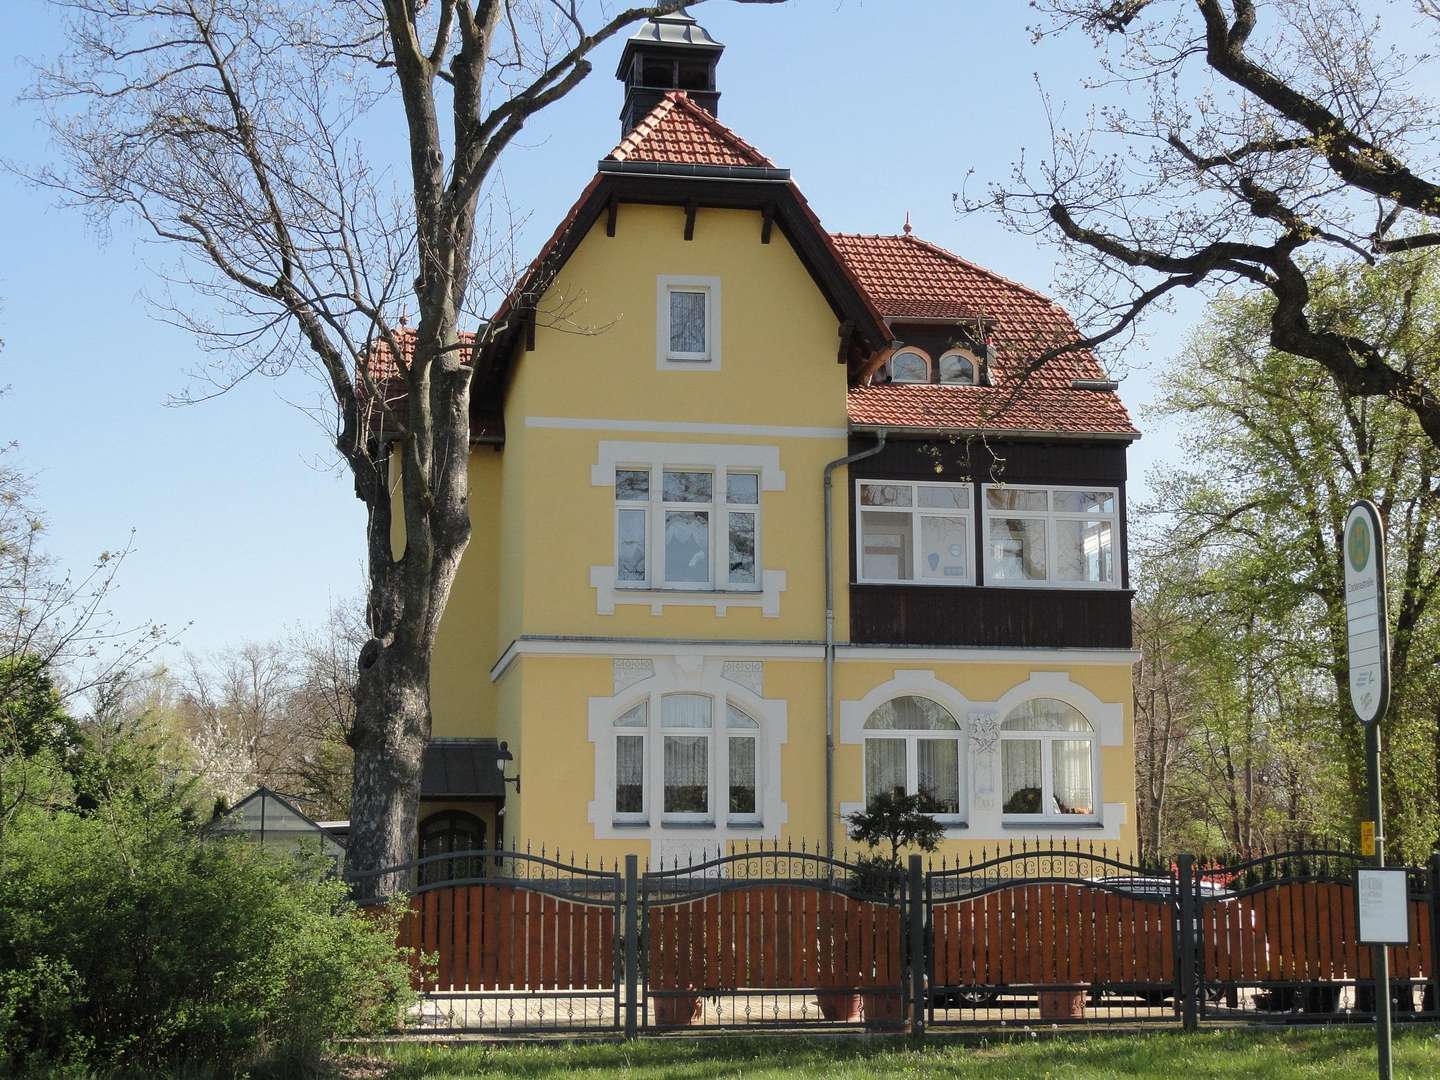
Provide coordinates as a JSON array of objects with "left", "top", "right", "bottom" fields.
[
  {"left": 360, "top": 328, "right": 503, "bottom": 440},
  {"left": 606, "top": 91, "right": 775, "bottom": 168},
  {"left": 833, "top": 233, "right": 1137, "bottom": 437}
]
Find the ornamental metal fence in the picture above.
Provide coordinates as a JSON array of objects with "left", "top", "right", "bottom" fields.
[{"left": 349, "top": 841, "right": 1440, "bottom": 1038}]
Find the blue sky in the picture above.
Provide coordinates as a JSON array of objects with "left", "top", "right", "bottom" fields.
[{"left": 0, "top": 0, "right": 1197, "bottom": 658}]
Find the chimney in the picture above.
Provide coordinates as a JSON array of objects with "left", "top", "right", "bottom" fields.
[{"left": 615, "top": 9, "right": 725, "bottom": 137}]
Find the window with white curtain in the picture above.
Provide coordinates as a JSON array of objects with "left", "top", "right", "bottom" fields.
[
  {"left": 615, "top": 467, "right": 761, "bottom": 591},
  {"left": 613, "top": 702, "right": 648, "bottom": 822},
  {"left": 856, "top": 480, "right": 973, "bottom": 585},
  {"left": 999, "top": 698, "right": 1097, "bottom": 821},
  {"left": 657, "top": 275, "right": 721, "bottom": 369},
  {"left": 610, "top": 693, "right": 764, "bottom": 828},
  {"left": 862, "top": 696, "right": 964, "bottom": 818},
  {"left": 982, "top": 485, "right": 1119, "bottom": 588}
]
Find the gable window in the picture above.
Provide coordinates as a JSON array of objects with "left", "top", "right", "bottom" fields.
[
  {"left": 888, "top": 348, "right": 930, "bottom": 383},
  {"left": 862, "top": 695, "right": 964, "bottom": 818},
  {"left": 616, "top": 466, "right": 760, "bottom": 591},
  {"left": 1000, "top": 698, "right": 1096, "bottom": 821},
  {"left": 657, "top": 275, "right": 721, "bottom": 369},
  {"left": 856, "top": 480, "right": 973, "bottom": 585},
  {"left": 609, "top": 693, "right": 764, "bottom": 828},
  {"left": 938, "top": 349, "right": 978, "bottom": 385},
  {"left": 982, "top": 485, "right": 1119, "bottom": 588}
]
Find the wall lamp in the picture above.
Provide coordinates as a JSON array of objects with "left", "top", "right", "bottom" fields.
[{"left": 496, "top": 740, "right": 520, "bottom": 794}]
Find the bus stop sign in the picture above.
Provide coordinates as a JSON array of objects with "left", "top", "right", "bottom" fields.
[{"left": 1344, "top": 501, "right": 1390, "bottom": 726}]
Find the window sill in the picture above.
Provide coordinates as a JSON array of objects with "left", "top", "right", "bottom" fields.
[
  {"left": 1001, "top": 819, "right": 1102, "bottom": 829},
  {"left": 616, "top": 585, "right": 763, "bottom": 596},
  {"left": 612, "top": 819, "right": 650, "bottom": 829},
  {"left": 659, "top": 818, "right": 717, "bottom": 829}
]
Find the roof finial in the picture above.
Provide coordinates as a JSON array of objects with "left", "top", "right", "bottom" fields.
[{"left": 902, "top": 211, "right": 912, "bottom": 237}]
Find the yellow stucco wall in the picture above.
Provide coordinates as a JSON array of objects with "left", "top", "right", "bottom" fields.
[{"left": 417, "top": 197, "right": 1138, "bottom": 862}]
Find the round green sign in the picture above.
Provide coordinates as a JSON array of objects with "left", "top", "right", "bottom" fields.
[{"left": 1348, "top": 516, "right": 1372, "bottom": 573}]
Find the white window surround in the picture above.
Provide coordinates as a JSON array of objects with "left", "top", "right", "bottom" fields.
[
  {"left": 840, "top": 669, "right": 1127, "bottom": 840},
  {"left": 615, "top": 466, "right": 761, "bottom": 592},
  {"left": 998, "top": 699, "right": 1100, "bottom": 825},
  {"left": 888, "top": 347, "right": 931, "bottom": 383},
  {"left": 861, "top": 695, "right": 967, "bottom": 826},
  {"left": 981, "top": 483, "right": 1122, "bottom": 590},
  {"left": 591, "top": 441, "right": 787, "bottom": 617},
  {"left": 855, "top": 479, "right": 975, "bottom": 587},
  {"left": 657, "top": 275, "right": 722, "bottom": 370},
  {"left": 588, "top": 655, "right": 788, "bottom": 852}
]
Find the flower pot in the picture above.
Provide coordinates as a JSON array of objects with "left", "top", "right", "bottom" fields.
[
  {"left": 652, "top": 992, "right": 703, "bottom": 1026},
  {"left": 861, "top": 990, "right": 904, "bottom": 1028},
  {"left": 816, "top": 989, "right": 863, "bottom": 1022},
  {"left": 1038, "top": 987, "right": 1087, "bottom": 1020}
]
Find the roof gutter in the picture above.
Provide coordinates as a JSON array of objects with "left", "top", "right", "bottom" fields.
[
  {"left": 597, "top": 159, "right": 792, "bottom": 182},
  {"left": 848, "top": 422, "right": 1141, "bottom": 443},
  {"left": 822, "top": 429, "right": 887, "bottom": 859}
]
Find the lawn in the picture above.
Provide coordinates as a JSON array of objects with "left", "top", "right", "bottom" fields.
[{"left": 347, "top": 1026, "right": 1440, "bottom": 1079}]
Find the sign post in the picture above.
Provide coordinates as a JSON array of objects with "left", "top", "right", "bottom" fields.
[{"left": 1345, "top": 500, "right": 1394, "bottom": 1080}]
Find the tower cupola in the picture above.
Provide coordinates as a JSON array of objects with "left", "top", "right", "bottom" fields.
[{"left": 615, "top": 9, "right": 724, "bottom": 136}]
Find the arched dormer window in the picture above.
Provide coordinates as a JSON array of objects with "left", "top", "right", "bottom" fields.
[
  {"left": 862, "top": 695, "right": 963, "bottom": 816},
  {"left": 999, "top": 698, "right": 1097, "bottom": 820},
  {"left": 419, "top": 810, "right": 487, "bottom": 885},
  {"left": 888, "top": 348, "right": 930, "bottom": 384},
  {"left": 938, "top": 349, "right": 978, "bottom": 385}
]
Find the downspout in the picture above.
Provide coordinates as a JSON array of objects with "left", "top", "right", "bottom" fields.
[{"left": 823, "top": 429, "right": 887, "bottom": 858}]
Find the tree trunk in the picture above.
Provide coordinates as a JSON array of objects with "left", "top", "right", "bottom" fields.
[{"left": 348, "top": 642, "right": 433, "bottom": 899}]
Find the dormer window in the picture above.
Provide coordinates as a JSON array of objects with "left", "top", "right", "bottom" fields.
[
  {"left": 888, "top": 348, "right": 930, "bottom": 384},
  {"left": 938, "top": 349, "right": 979, "bottom": 385}
]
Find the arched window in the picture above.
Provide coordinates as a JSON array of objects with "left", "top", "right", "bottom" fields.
[
  {"left": 938, "top": 350, "right": 978, "bottom": 385},
  {"left": 888, "top": 348, "right": 930, "bottom": 384},
  {"left": 999, "top": 698, "right": 1096, "bottom": 819},
  {"left": 419, "top": 810, "right": 487, "bottom": 885},
  {"left": 610, "top": 694, "right": 765, "bottom": 828},
  {"left": 862, "top": 696, "right": 963, "bottom": 816}
]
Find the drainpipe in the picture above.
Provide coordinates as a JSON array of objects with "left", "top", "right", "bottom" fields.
[{"left": 823, "top": 429, "right": 887, "bottom": 858}]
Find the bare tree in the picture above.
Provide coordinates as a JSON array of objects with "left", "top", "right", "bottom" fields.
[
  {"left": 25, "top": 0, "right": 786, "bottom": 892},
  {"left": 972, "top": 0, "right": 1440, "bottom": 448}
]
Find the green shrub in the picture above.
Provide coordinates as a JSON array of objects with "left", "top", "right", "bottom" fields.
[{"left": 0, "top": 760, "right": 414, "bottom": 1077}]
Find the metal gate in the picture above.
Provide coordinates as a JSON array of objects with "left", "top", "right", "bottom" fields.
[
  {"left": 927, "top": 847, "right": 1183, "bottom": 1026},
  {"left": 639, "top": 849, "right": 909, "bottom": 1029},
  {"left": 353, "top": 848, "right": 624, "bottom": 1034},
  {"left": 1194, "top": 850, "right": 1439, "bottom": 1022}
]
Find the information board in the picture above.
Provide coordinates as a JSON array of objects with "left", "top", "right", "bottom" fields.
[{"left": 1357, "top": 868, "right": 1410, "bottom": 946}]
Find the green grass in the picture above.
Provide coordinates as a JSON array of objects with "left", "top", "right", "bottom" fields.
[{"left": 345, "top": 1026, "right": 1440, "bottom": 1079}]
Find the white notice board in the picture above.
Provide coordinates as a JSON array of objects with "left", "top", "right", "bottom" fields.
[{"left": 1357, "top": 869, "right": 1410, "bottom": 945}]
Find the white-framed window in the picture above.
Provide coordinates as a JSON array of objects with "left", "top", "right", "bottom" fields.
[
  {"left": 938, "top": 349, "right": 979, "bottom": 385},
  {"left": 982, "top": 484, "right": 1119, "bottom": 588},
  {"left": 855, "top": 479, "right": 973, "bottom": 585},
  {"left": 615, "top": 466, "right": 760, "bottom": 591},
  {"left": 862, "top": 695, "right": 965, "bottom": 820},
  {"left": 657, "top": 275, "right": 721, "bottom": 369},
  {"left": 609, "top": 693, "right": 763, "bottom": 827},
  {"left": 888, "top": 347, "right": 930, "bottom": 383},
  {"left": 999, "top": 698, "right": 1098, "bottom": 822},
  {"left": 613, "top": 701, "right": 648, "bottom": 823},
  {"left": 726, "top": 703, "right": 760, "bottom": 822}
]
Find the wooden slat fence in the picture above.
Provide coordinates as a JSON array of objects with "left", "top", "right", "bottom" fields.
[
  {"left": 393, "top": 884, "right": 618, "bottom": 992},
  {"left": 1200, "top": 881, "right": 1431, "bottom": 983},
  {"left": 645, "top": 884, "right": 902, "bottom": 991},
  {"left": 930, "top": 883, "right": 1174, "bottom": 989}
]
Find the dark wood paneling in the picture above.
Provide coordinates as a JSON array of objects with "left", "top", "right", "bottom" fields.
[
  {"left": 849, "top": 584, "right": 1133, "bottom": 649},
  {"left": 849, "top": 434, "right": 1127, "bottom": 485}
]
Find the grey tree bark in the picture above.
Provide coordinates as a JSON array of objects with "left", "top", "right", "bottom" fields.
[{"left": 25, "top": 0, "right": 785, "bottom": 897}]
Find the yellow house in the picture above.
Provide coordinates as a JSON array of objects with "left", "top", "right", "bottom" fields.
[{"left": 412, "top": 12, "right": 1141, "bottom": 868}]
